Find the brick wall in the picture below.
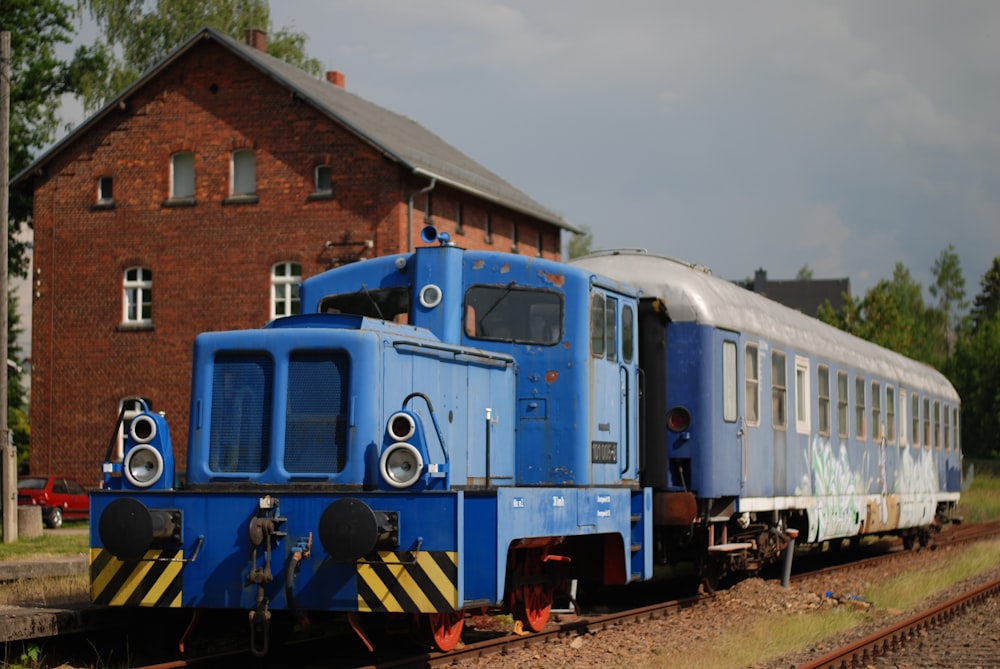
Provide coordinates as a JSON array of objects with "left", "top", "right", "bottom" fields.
[{"left": 28, "top": 40, "right": 563, "bottom": 486}]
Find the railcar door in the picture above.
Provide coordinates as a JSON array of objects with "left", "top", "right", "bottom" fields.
[{"left": 589, "top": 290, "right": 638, "bottom": 484}]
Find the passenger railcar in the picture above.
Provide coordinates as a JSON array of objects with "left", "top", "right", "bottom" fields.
[
  {"left": 571, "top": 250, "right": 962, "bottom": 589},
  {"left": 90, "top": 229, "right": 651, "bottom": 654},
  {"left": 89, "top": 235, "right": 960, "bottom": 655}
]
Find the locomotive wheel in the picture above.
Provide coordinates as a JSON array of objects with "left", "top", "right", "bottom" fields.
[
  {"left": 509, "top": 549, "right": 554, "bottom": 632},
  {"left": 420, "top": 611, "right": 464, "bottom": 652}
]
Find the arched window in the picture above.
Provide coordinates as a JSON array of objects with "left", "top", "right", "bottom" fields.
[{"left": 271, "top": 262, "right": 301, "bottom": 318}]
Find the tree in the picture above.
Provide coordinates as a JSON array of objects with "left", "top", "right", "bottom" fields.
[
  {"left": 969, "top": 256, "right": 1000, "bottom": 333},
  {"left": 568, "top": 225, "right": 593, "bottom": 259},
  {"left": 7, "top": 292, "right": 28, "bottom": 470},
  {"left": 79, "top": 0, "right": 322, "bottom": 111},
  {"left": 795, "top": 264, "right": 814, "bottom": 280},
  {"left": 2, "top": 0, "right": 105, "bottom": 276},
  {"left": 948, "top": 309, "right": 1000, "bottom": 459},
  {"left": 929, "top": 244, "right": 967, "bottom": 357}
]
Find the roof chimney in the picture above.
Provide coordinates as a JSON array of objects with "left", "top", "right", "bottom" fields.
[
  {"left": 326, "top": 71, "right": 346, "bottom": 88},
  {"left": 245, "top": 28, "right": 267, "bottom": 52}
]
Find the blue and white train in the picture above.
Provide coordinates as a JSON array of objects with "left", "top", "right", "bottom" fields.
[{"left": 89, "top": 233, "right": 961, "bottom": 654}]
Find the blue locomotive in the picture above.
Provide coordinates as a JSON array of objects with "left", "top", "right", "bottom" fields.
[{"left": 89, "top": 233, "right": 960, "bottom": 654}]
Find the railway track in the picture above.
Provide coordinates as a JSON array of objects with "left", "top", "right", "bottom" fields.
[{"left": 7, "top": 522, "right": 998, "bottom": 668}]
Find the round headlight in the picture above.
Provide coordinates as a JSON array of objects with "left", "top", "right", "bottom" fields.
[
  {"left": 124, "top": 444, "right": 164, "bottom": 488},
  {"left": 129, "top": 414, "right": 158, "bottom": 443},
  {"left": 379, "top": 443, "right": 424, "bottom": 488},
  {"left": 419, "top": 284, "right": 443, "bottom": 308},
  {"left": 666, "top": 406, "right": 692, "bottom": 433},
  {"left": 387, "top": 412, "right": 416, "bottom": 442}
]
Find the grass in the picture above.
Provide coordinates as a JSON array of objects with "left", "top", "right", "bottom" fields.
[
  {"left": 957, "top": 469, "right": 1000, "bottom": 523},
  {"left": 0, "top": 521, "right": 88, "bottom": 561}
]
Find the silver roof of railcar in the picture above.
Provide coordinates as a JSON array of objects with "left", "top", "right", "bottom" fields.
[{"left": 570, "top": 251, "right": 958, "bottom": 401}]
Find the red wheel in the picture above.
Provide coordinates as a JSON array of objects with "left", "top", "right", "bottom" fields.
[
  {"left": 421, "top": 611, "right": 464, "bottom": 652},
  {"left": 508, "top": 548, "right": 554, "bottom": 633}
]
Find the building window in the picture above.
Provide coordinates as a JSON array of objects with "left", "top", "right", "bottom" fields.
[
  {"left": 817, "top": 364, "right": 830, "bottom": 436},
  {"left": 771, "top": 350, "right": 786, "bottom": 429},
  {"left": 912, "top": 393, "right": 921, "bottom": 448},
  {"left": 315, "top": 165, "right": 332, "bottom": 193},
  {"left": 232, "top": 149, "right": 256, "bottom": 196},
  {"left": 745, "top": 343, "right": 759, "bottom": 425},
  {"left": 723, "top": 341, "right": 737, "bottom": 423},
  {"left": 271, "top": 262, "right": 301, "bottom": 318},
  {"left": 97, "top": 176, "right": 114, "bottom": 205},
  {"left": 123, "top": 267, "right": 152, "bottom": 325},
  {"left": 854, "top": 375, "right": 866, "bottom": 440},
  {"left": 837, "top": 370, "right": 849, "bottom": 439},
  {"left": 886, "top": 386, "right": 896, "bottom": 444},
  {"left": 171, "top": 151, "right": 195, "bottom": 199}
]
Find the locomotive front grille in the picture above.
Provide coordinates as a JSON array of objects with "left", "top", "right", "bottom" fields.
[{"left": 209, "top": 351, "right": 349, "bottom": 474}]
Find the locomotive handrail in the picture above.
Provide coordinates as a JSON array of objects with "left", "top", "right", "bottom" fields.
[
  {"left": 356, "top": 538, "right": 423, "bottom": 566},
  {"left": 393, "top": 340, "right": 515, "bottom": 367},
  {"left": 132, "top": 535, "right": 204, "bottom": 563}
]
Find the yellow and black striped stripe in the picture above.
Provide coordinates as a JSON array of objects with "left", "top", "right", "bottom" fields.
[
  {"left": 357, "top": 550, "right": 458, "bottom": 613},
  {"left": 89, "top": 548, "right": 183, "bottom": 607}
]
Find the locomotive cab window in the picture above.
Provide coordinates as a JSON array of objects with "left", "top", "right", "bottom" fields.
[
  {"left": 622, "top": 304, "right": 635, "bottom": 363},
  {"left": 320, "top": 286, "right": 410, "bottom": 324},
  {"left": 464, "top": 285, "right": 562, "bottom": 345}
]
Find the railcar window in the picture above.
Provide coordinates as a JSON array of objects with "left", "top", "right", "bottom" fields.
[
  {"left": 606, "top": 297, "right": 618, "bottom": 362},
  {"left": 794, "top": 357, "right": 810, "bottom": 434},
  {"left": 817, "top": 365, "right": 831, "bottom": 436},
  {"left": 886, "top": 386, "right": 896, "bottom": 444},
  {"left": 622, "top": 305, "right": 635, "bottom": 363},
  {"left": 912, "top": 393, "right": 921, "bottom": 448},
  {"left": 943, "top": 403, "right": 950, "bottom": 450},
  {"left": 464, "top": 285, "right": 563, "bottom": 345},
  {"left": 771, "top": 350, "right": 786, "bottom": 429},
  {"left": 933, "top": 400, "right": 941, "bottom": 449},
  {"left": 837, "top": 370, "right": 849, "bottom": 439},
  {"left": 723, "top": 341, "right": 737, "bottom": 423},
  {"left": 871, "top": 381, "right": 882, "bottom": 442},
  {"left": 745, "top": 343, "right": 759, "bottom": 425},
  {"left": 854, "top": 376, "right": 866, "bottom": 440},
  {"left": 953, "top": 408, "right": 960, "bottom": 452},
  {"left": 321, "top": 286, "right": 411, "bottom": 323},
  {"left": 922, "top": 397, "right": 931, "bottom": 448},
  {"left": 590, "top": 294, "right": 605, "bottom": 356}
]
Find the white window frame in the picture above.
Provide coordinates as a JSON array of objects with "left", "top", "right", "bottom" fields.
[
  {"left": 745, "top": 343, "right": 759, "bottom": 426},
  {"left": 871, "top": 380, "right": 882, "bottom": 441},
  {"left": 817, "top": 364, "right": 830, "bottom": 436},
  {"left": 271, "top": 262, "right": 302, "bottom": 319},
  {"left": 123, "top": 267, "right": 152, "bottom": 325},
  {"left": 899, "top": 388, "right": 908, "bottom": 447},
  {"left": 886, "top": 385, "right": 896, "bottom": 445},
  {"left": 837, "top": 370, "right": 849, "bottom": 439},
  {"left": 794, "top": 356, "right": 810, "bottom": 434},
  {"left": 722, "top": 340, "right": 737, "bottom": 423},
  {"left": 171, "top": 151, "right": 195, "bottom": 198},
  {"left": 771, "top": 350, "right": 786, "bottom": 430},
  {"left": 232, "top": 149, "right": 256, "bottom": 196},
  {"left": 314, "top": 164, "right": 332, "bottom": 193}
]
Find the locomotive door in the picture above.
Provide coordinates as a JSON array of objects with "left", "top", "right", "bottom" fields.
[{"left": 589, "top": 290, "right": 637, "bottom": 484}]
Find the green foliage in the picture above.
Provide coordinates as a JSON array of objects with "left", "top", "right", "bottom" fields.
[
  {"left": 1, "top": 0, "right": 105, "bottom": 276},
  {"left": 930, "top": 243, "right": 967, "bottom": 357},
  {"left": 79, "top": 0, "right": 322, "bottom": 110},
  {"left": 567, "top": 224, "right": 593, "bottom": 259},
  {"left": 969, "top": 256, "right": 1000, "bottom": 333},
  {"left": 795, "top": 264, "right": 814, "bottom": 280},
  {"left": 947, "top": 310, "right": 1000, "bottom": 458}
]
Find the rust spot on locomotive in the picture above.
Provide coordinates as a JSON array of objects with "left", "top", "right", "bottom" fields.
[
  {"left": 473, "top": 259, "right": 485, "bottom": 270},
  {"left": 500, "top": 263, "right": 510, "bottom": 274},
  {"left": 544, "top": 370, "right": 559, "bottom": 384},
  {"left": 538, "top": 270, "right": 566, "bottom": 287}
]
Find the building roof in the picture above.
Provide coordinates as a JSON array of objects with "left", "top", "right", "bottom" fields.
[
  {"left": 13, "top": 27, "right": 575, "bottom": 232},
  {"left": 737, "top": 269, "right": 850, "bottom": 317}
]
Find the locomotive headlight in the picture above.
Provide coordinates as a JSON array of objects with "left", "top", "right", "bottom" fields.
[
  {"left": 124, "top": 444, "right": 164, "bottom": 488},
  {"left": 387, "top": 411, "right": 416, "bottom": 442},
  {"left": 129, "top": 414, "right": 158, "bottom": 443},
  {"left": 379, "top": 442, "right": 424, "bottom": 488}
]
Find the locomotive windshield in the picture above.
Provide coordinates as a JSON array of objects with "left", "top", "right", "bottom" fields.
[
  {"left": 464, "top": 285, "right": 562, "bottom": 345},
  {"left": 319, "top": 286, "right": 410, "bottom": 323}
]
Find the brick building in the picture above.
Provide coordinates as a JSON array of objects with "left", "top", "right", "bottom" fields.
[{"left": 12, "top": 28, "right": 576, "bottom": 485}]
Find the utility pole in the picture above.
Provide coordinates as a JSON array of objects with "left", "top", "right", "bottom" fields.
[{"left": 1, "top": 31, "right": 16, "bottom": 543}]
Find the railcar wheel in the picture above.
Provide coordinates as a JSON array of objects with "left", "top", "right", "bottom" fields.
[
  {"left": 420, "top": 611, "right": 464, "bottom": 652},
  {"left": 508, "top": 548, "right": 554, "bottom": 633}
]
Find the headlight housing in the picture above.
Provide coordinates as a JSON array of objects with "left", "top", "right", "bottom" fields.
[
  {"left": 124, "top": 444, "right": 164, "bottom": 488},
  {"left": 379, "top": 442, "right": 424, "bottom": 488}
]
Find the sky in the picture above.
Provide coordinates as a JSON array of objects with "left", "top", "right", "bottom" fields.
[{"left": 262, "top": 0, "right": 999, "bottom": 298}]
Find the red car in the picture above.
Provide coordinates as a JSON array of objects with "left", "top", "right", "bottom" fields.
[{"left": 17, "top": 476, "right": 90, "bottom": 528}]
